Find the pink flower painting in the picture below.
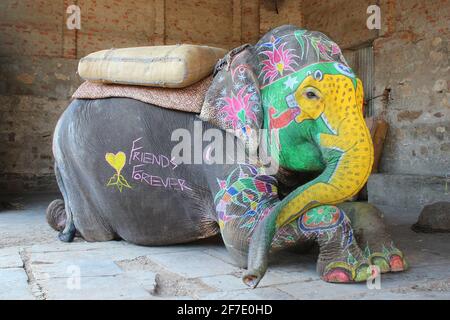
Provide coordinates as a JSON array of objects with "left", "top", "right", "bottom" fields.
[
  {"left": 331, "top": 43, "right": 341, "bottom": 55},
  {"left": 260, "top": 41, "right": 299, "bottom": 84},
  {"left": 220, "top": 86, "right": 257, "bottom": 131}
]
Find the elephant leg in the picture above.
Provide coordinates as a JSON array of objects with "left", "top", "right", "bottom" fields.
[
  {"left": 214, "top": 164, "right": 280, "bottom": 269},
  {"left": 271, "top": 219, "right": 313, "bottom": 251},
  {"left": 297, "top": 205, "right": 371, "bottom": 283},
  {"left": 337, "top": 202, "right": 408, "bottom": 273},
  {"left": 221, "top": 210, "right": 311, "bottom": 269},
  {"left": 222, "top": 203, "right": 372, "bottom": 283}
]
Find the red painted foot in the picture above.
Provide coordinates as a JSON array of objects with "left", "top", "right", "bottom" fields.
[
  {"left": 322, "top": 268, "right": 352, "bottom": 283},
  {"left": 389, "top": 255, "right": 406, "bottom": 272}
]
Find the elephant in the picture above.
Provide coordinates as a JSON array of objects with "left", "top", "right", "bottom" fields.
[{"left": 47, "top": 25, "right": 407, "bottom": 288}]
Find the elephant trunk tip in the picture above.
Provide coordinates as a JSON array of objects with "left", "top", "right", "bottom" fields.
[{"left": 242, "top": 271, "right": 263, "bottom": 289}]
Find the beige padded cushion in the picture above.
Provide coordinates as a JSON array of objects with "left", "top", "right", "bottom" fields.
[
  {"left": 78, "top": 44, "right": 226, "bottom": 88},
  {"left": 72, "top": 77, "right": 212, "bottom": 113}
]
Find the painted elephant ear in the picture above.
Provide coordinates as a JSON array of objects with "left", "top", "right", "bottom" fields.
[{"left": 199, "top": 44, "right": 263, "bottom": 155}]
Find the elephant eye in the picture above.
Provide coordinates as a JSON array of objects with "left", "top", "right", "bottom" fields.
[{"left": 305, "top": 90, "right": 319, "bottom": 100}]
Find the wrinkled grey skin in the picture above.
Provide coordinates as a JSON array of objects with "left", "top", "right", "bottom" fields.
[{"left": 51, "top": 97, "right": 223, "bottom": 244}]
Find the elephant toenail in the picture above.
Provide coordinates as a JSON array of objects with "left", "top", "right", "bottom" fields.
[
  {"left": 389, "top": 255, "right": 405, "bottom": 272},
  {"left": 371, "top": 256, "right": 390, "bottom": 273},
  {"left": 322, "top": 268, "right": 352, "bottom": 283}
]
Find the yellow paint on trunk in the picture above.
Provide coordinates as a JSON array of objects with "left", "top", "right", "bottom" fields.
[{"left": 276, "top": 75, "right": 373, "bottom": 228}]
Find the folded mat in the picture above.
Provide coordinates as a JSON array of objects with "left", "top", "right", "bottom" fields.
[
  {"left": 72, "top": 76, "right": 212, "bottom": 113},
  {"left": 78, "top": 44, "right": 226, "bottom": 88}
]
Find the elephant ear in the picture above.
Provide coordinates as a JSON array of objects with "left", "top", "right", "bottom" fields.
[{"left": 200, "top": 44, "right": 262, "bottom": 155}]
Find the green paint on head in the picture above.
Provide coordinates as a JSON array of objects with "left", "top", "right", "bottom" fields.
[{"left": 260, "top": 61, "right": 357, "bottom": 171}]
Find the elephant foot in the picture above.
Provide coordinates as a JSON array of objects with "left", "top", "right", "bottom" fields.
[
  {"left": 368, "top": 254, "right": 407, "bottom": 274},
  {"left": 321, "top": 261, "right": 372, "bottom": 283},
  {"left": 318, "top": 247, "right": 372, "bottom": 283},
  {"left": 364, "top": 243, "right": 408, "bottom": 274}
]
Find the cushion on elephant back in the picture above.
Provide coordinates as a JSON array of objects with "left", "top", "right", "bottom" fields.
[
  {"left": 72, "top": 76, "right": 212, "bottom": 114},
  {"left": 78, "top": 44, "right": 227, "bottom": 88}
]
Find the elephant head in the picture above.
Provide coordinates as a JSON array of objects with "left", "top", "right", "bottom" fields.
[{"left": 200, "top": 25, "right": 374, "bottom": 287}]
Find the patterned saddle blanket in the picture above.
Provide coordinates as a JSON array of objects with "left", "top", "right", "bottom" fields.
[{"left": 72, "top": 76, "right": 212, "bottom": 114}]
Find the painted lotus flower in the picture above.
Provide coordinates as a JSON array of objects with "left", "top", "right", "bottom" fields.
[
  {"left": 260, "top": 41, "right": 299, "bottom": 84},
  {"left": 220, "top": 85, "right": 257, "bottom": 130}
]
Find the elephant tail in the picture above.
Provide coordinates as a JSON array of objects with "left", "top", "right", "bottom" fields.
[
  {"left": 46, "top": 199, "right": 66, "bottom": 232},
  {"left": 47, "top": 163, "right": 77, "bottom": 242}
]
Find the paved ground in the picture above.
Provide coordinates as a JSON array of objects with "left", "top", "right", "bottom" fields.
[{"left": 1, "top": 193, "right": 449, "bottom": 300}]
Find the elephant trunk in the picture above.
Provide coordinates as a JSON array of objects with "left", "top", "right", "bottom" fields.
[{"left": 243, "top": 116, "right": 374, "bottom": 288}]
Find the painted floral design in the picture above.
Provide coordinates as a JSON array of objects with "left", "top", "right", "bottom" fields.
[
  {"left": 259, "top": 37, "right": 299, "bottom": 84},
  {"left": 214, "top": 164, "right": 278, "bottom": 231},
  {"left": 220, "top": 85, "right": 258, "bottom": 135},
  {"left": 258, "top": 35, "right": 282, "bottom": 50},
  {"left": 295, "top": 30, "right": 344, "bottom": 63},
  {"left": 310, "top": 37, "right": 343, "bottom": 61},
  {"left": 298, "top": 206, "right": 353, "bottom": 251},
  {"left": 304, "top": 206, "right": 340, "bottom": 226},
  {"left": 298, "top": 206, "right": 345, "bottom": 233}
]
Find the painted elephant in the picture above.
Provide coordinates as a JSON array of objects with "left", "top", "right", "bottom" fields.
[{"left": 47, "top": 25, "right": 407, "bottom": 287}]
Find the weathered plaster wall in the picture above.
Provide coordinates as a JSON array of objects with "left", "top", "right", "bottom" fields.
[
  {"left": 304, "top": 0, "right": 450, "bottom": 178},
  {"left": 373, "top": 0, "right": 450, "bottom": 177},
  {"left": 260, "top": 0, "right": 303, "bottom": 35},
  {"left": 302, "top": 0, "right": 379, "bottom": 49}
]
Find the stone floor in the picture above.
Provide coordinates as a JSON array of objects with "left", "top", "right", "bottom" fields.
[{"left": 0, "top": 193, "right": 449, "bottom": 300}]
